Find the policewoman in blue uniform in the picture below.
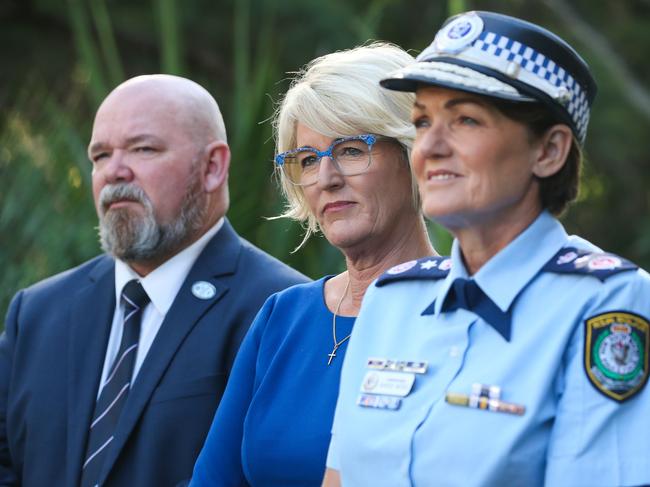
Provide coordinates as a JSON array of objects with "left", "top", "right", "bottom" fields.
[{"left": 324, "top": 11, "right": 650, "bottom": 487}]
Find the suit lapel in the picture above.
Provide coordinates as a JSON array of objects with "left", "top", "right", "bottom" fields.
[
  {"left": 98, "top": 220, "right": 242, "bottom": 484},
  {"left": 66, "top": 257, "right": 116, "bottom": 487}
]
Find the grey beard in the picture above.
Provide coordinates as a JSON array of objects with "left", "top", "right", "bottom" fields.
[{"left": 97, "top": 175, "right": 207, "bottom": 263}]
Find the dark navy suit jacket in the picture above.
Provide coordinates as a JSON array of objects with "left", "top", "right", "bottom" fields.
[{"left": 0, "top": 220, "right": 308, "bottom": 487}]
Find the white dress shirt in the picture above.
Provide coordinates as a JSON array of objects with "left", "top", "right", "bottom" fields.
[{"left": 97, "top": 218, "right": 224, "bottom": 397}]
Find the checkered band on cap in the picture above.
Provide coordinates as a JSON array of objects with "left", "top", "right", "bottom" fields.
[
  {"left": 472, "top": 30, "right": 590, "bottom": 142},
  {"left": 382, "top": 11, "right": 596, "bottom": 144}
]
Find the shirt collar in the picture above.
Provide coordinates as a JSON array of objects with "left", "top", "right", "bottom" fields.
[
  {"left": 115, "top": 218, "right": 224, "bottom": 315},
  {"left": 434, "top": 211, "right": 569, "bottom": 315}
]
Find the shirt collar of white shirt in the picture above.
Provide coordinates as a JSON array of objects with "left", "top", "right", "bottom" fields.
[{"left": 114, "top": 217, "right": 224, "bottom": 314}]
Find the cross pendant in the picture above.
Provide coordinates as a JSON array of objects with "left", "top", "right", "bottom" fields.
[{"left": 327, "top": 349, "right": 337, "bottom": 366}]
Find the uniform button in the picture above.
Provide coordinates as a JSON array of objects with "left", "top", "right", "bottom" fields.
[{"left": 449, "top": 346, "right": 460, "bottom": 358}]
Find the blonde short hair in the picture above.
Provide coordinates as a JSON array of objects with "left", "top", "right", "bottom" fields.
[{"left": 272, "top": 42, "right": 418, "bottom": 246}]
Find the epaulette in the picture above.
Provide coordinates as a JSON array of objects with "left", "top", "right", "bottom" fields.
[
  {"left": 376, "top": 256, "right": 451, "bottom": 287},
  {"left": 542, "top": 247, "right": 637, "bottom": 282}
]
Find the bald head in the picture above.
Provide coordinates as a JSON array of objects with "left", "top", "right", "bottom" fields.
[
  {"left": 99, "top": 74, "right": 227, "bottom": 145},
  {"left": 89, "top": 75, "right": 232, "bottom": 274}
]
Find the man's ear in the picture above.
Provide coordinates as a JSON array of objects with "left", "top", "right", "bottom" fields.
[
  {"left": 532, "top": 124, "right": 573, "bottom": 178},
  {"left": 203, "top": 141, "right": 230, "bottom": 192}
]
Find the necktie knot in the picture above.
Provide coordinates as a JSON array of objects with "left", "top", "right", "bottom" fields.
[
  {"left": 449, "top": 278, "right": 481, "bottom": 309},
  {"left": 122, "top": 280, "right": 150, "bottom": 310},
  {"left": 440, "top": 278, "right": 512, "bottom": 342}
]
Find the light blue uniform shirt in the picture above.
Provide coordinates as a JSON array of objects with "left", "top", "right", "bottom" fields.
[{"left": 327, "top": 212, "right": 650, "bottom": 486}]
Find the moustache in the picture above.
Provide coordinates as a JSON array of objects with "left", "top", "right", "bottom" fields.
[{"left": 99, "top": 184, "right": 150, "bottom": 215}]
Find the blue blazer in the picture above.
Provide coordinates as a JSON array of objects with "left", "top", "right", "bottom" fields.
[{"left": 0, "top": 220, "right": 308, "bottom": 487}]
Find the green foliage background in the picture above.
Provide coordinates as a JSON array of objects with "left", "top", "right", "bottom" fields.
[{"left": 2, "top": 0, "right": 650, "bottom": 323}]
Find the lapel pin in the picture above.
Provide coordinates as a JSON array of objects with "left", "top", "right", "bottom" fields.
[{"left": 191, "top": 281, "right": 216, "bottom": 300}]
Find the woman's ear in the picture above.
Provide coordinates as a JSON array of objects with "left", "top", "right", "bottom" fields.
[
  {"left": 203, "top": 141, "right": 231, "bottom": 192},
  {"left": 532, "top": 124, "right": 573, "bottom": 178}
]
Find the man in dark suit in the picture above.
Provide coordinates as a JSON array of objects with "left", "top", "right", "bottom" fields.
[{"left": 0, "top": 74, "right": 308, "bottom": 487}]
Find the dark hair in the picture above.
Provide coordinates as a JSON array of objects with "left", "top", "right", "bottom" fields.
[{"left": 491, "top": 99, "right": 582, "bottom": 216}]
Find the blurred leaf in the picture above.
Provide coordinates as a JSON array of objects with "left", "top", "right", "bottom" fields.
[
  {"left": 157, "top": 0, "right": 184, "bottom": 74},
  {"left": 448, "top": 0, "right": 468, "bottom": 15},
  {"left": 89, "top": 0, "right": 125, "bottom": 86},
  {"left": 66, "top": 0, "right": 109, "bottom": 105}
]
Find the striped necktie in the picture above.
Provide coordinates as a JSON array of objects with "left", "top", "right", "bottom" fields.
[{"left": 80, "top": 280, "right": 150, "bottom": 487}]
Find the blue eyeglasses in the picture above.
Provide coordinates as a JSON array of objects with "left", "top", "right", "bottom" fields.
[{"left": 275, "top": 134, "right": 379, "bottom": 186}]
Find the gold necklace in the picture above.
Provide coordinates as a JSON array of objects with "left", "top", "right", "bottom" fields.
[{"left": 327, "top": 277, "right": 351, "bottom": 366}]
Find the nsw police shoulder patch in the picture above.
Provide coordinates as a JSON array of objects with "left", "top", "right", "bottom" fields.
[
  {"left": 584, "top": 311, "right": 649, "bottom": 402},
  {"left": 543, "top": 247, "right": 637, "bottom": 281},
  {"left": 376, "top": 256, "right": 451, "bottom": 287}
]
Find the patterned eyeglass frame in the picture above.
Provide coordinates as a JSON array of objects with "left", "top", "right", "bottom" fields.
[{"left": 274, "top": 134, "right": 378, "bottom": 186}]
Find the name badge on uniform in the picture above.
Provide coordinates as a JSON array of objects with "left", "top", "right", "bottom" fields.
[
  {"left": 360, "top": 370, "right": 415, "bottom": 397},
  {"left": 357, "top": 393, "right": 402, "bottom": 410},
  {"left": 366, "top": 357, "right": 428, "bottom": 374}
]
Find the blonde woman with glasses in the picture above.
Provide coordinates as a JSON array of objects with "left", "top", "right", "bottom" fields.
[{"left": 189, "top": 43, "right": 435, "bottom": 486}]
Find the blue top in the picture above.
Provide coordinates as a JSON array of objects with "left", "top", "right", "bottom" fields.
[
  {"left": 327, "top": 212, "right": 650, "bottom": 487},
  {"left": 191, "top": 277, "right": 354, "bottom": 486}
]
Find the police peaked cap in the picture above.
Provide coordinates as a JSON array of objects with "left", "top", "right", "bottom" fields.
[{"left": 381, "top": 11, "right": 597, "bottom": 143}]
